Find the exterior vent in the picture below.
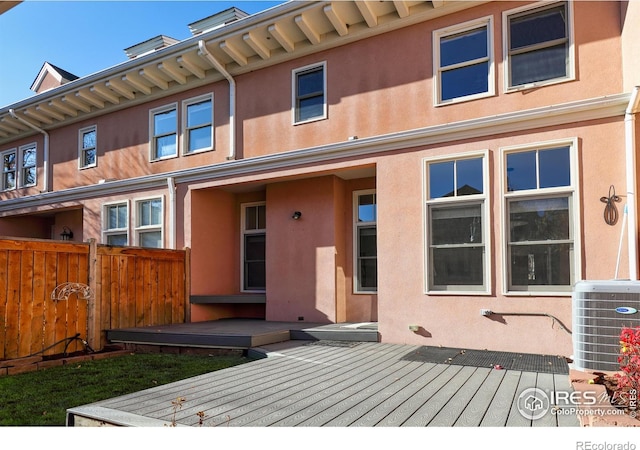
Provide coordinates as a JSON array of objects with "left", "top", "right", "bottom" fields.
[
  {"left": 188, "top": 7, "right": 249, "bottom": 35},
  {"left": 573, "top": 280, "right": 640, "bottom": 371},
  {"left": 124, "top": 35, "right": 179, "bottom": 59}
]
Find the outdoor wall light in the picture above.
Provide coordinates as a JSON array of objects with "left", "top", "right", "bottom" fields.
[
  {"left": 292, "top": 211, "right": 302, "bottom": 220},
  {"left": 60, "top": 226, "right": 73, "bottom": 241},
  {"left": 408, "top": 325, "right": 419, "bottom": 332}
]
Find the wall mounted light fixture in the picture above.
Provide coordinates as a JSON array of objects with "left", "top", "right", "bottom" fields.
[
  {"left": 292, "top": 211, "right": 302, "bottom": 220},
  {"left": 60, "top": 226, "right": 73, "bottom": 241}
]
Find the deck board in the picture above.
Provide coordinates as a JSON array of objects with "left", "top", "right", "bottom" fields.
[{"left": 67, "top": 342, "right": 578, "bottom": 428}]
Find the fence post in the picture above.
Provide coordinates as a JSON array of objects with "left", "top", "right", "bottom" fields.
[{"left": 87, "top": 238, "right": 101, "bottom": 351}]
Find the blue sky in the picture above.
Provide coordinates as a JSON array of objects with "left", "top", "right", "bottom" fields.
[{"left": 0, "top": 0, "right": 285, "bottom": 108}]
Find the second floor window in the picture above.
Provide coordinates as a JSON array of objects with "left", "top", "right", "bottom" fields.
[
  {"left": 20, "top": 145, "right": 36, "bottom": 187},
  {"left": 79, "top": 126, "right": 97, "bottom": 169},
  {"left": 434, "top": 17, "right": 493, "bottom": 104},
  {"left": 293, "top": 63, "right": 326, "bottom": 124},
  {"left": 2, "top": 149, "right": 16, "bottom": 191},
  {"left": 505, "top": 2, "right": 571, "bottom": 89},
  {"left": 183, "top": 95, "right": 213, "bottom": 154},
  {"left": 150, "top": 104, "right": 177, "bottom": 160}
]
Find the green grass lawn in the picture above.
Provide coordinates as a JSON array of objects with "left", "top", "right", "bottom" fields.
[{"left": 0, "top": 352, "right": 249, "bottom": 426}]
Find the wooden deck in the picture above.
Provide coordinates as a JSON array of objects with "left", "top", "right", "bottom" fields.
[
  {"left": 106, "top": 319, "right": 380, "bottom": 349},
  {"left": 67, "top": 341, "right": 580, "bottom": 427}
]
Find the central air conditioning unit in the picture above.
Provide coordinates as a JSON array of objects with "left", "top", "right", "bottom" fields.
[{"left": 573, "top": 280, "right": 640, "bottom": 371}]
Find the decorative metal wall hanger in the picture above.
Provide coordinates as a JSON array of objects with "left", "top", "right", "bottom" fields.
[{"left": 600, "top": 185, "right": 621, "bottom": 226}]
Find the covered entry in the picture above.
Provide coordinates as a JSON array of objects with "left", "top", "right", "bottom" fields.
[{"left": 187, "top": 167, "right": 377, "bottom": 325}]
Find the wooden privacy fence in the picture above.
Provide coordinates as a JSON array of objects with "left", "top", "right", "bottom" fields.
[{"left": 0, "top": 238, "right": 189, "bottom": 361}]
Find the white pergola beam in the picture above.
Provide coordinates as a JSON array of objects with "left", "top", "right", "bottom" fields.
[
  {"left": 243, "top": 32, "right": 270, "bottom": 60},
  {"left": 323, "top": 4, "right": 349, "bottom": 36},
  {"left": 268, "top": 23, "right": 295, "bottom": 53},
  {"left": 295, "top": 14, "right": 321, "bottom": 45},
  {"left": 355, "top": 1, "right": 378, "bottom": 27}
]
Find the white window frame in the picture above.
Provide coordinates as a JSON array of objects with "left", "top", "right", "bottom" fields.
[
  {"left": 292, "top": 61, "right": 327, "bottom": 125},
  {"left": 19, "top": 143, "right": 37, "bottom": 188},
  {"left": 503, "top": 1, "right": 574, "bottom": 92},
  {"left": 102, "top": 201, "right": 129, "bottom": 246},
  {"left": 433, "top": 16, "right": 494, "bottom": 106},
  {"left": 182, "top": 93, "right": 214, "bottom": 155},
  {"left": 423, "top": 150, "right": 491, "bottom": 294},
  {"left": 149, "top": 103, "right": 178, "bottom": 161},
  {"left": 78, "top": 125, "right": 97, "bottom": 169},
  {"left": 1, "top": 148, "right": 17, "bottom": 191},
  {"left": 241, "top": 202, "right": 266, "bottom": 293},
  {"left": 500, "top": 138, "right": 581, "bottom": 295},
  {"left": 353, "top": 189, "right": 378, "bottom": 294},
  {"left": 134, "top": 196, "right": 164, "bottom": 248}
]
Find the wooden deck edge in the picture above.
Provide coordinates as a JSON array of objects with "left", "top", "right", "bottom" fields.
[{"left": 67, "top": 406, "right": 184, "bottom": 427}]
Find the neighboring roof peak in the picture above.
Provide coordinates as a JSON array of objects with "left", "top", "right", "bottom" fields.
[{"left": 30, "top": 61, "right": 79, "bottom": 94}]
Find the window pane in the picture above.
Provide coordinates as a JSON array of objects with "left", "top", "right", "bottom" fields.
[
  {"left": 188, "top": 127, "right": 212, "bottom": 152},
  {"left": 156, "top": 135, "right": 177, "bottom": 158},
  {"left": 139, "top": 199, "right": 161, "bottom": 226},
  {"left": 187, "top": 100, "right": 212, "bottom": 128},
  {"left": 510, "top": 197, "right": 569, "bottom": 242},
  {"left": 154, "top": 109, "right": 176, "bottom": 135},
  {"left": 510, "top": 243, "right": 571, "bottom": 286},
  {"left": 432, "top": 246, "right": 484, "bottom": 286},
  {"left": 510, "top": 6, "right": 566, "bottom": 50},
  {"left": 23, "top": 167, "right": 36, "bottom": 186},
  {"left": 539, "top": 146, "right": 570, "bottom": 188},
  {"left": 83, "top": 149, "right": 96, "bottom": 167},
  {"left": 429, "top": 161, "right": 454, "bottom": 199},
  {"left": 257, "top": 205, "right": 266, "bottom": 230},
  {"left": 358, "top": 226, "right": 377, "bottom": 258},
  {"left": 245, "top": 262, "right": 266, "bottom": 290},
  {"left": 358, "top": 194, "right": 376, "bottom": 222},
  {"left": 245, "top": 234, "right": 266, "bottom": 260},
  {"left": 3, "top": 153, "right": 15, "bottom": 171},
  {"left": 297, "top": 96, "right": 324, "bottom": 122},
  {"left": 431, "top": 204, "right": 482, "bottom": 245},
  {"left": 117, "top": 205, "right": 127, "bottom": 228},
  {"left": 441, "top": 27, "right": 487, "bottom": 67},
  {"left": 22, "top": 148, "right": 36, "bottom": 167},
  {"left": 442, "top": 62, "right": 489, "bottom": 101},
  {"left": 140, "top": 231, "right": 162, "bottom": 248},
  {"left": 108, "top": 207, "right": 118, "bottom": 229},
  {"left": 297, "top": 69, "right": 323, "bottom": 96},
  {"left": 511, "top": 44, "right": 567, "bottom": 86},
  {"left": 83, "top": 130, "right": 96, "bottom": 150},
  {"left": 107, "top": 234, "right": 127, "bottom": 246},
  {"left": 506, "top": 151, "right": 537, "bottom": 191},
  {"left": 4, "top": 172, "right": 15, "bottom": 189},
  {"left": 457, "top": 158, "right": 483, "bottom": 195},
  {"left": 358, "top": 258, "right": 377, "bottom": 290}
]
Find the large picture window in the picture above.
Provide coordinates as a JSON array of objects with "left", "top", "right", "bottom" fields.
[
  {"left": 426, "top": 154, "right": 487, "bottom": 292},
  {"left": 354, "top": 190, "right": 377, "bottom": 293},
  {"left": 503, "top": 142, "right": 577, "bottom": 292},
  {"left": 505, "top": 2, "right": 572, "bottom": 89},
  {"left": 434, "top": 17, "right": 493, "bottom": 104}
]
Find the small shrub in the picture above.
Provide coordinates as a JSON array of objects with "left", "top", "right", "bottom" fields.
[{"left": 613, "top": 326, "right": 640, "bottom": 410}]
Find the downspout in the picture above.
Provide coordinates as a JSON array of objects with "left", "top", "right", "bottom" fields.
[
  {"left": 167, "top": 177, "right": 177, "bottom": 250},
  {"left": 8, "top": 109, "right": 50, "bottom": 193},
  {"left": 198, "top": 40, "right": 236, "bottom": 161},
  {"left": 625, "top": 87, "right": 640, "bottom": 281}
]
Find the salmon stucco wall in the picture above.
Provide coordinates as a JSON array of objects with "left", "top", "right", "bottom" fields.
[
  {"left": 374, "top": 117, "right": 629, "bottom": 356},
  {"left": 265, "top": 176, "right": 344, "bottom": 323}
]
